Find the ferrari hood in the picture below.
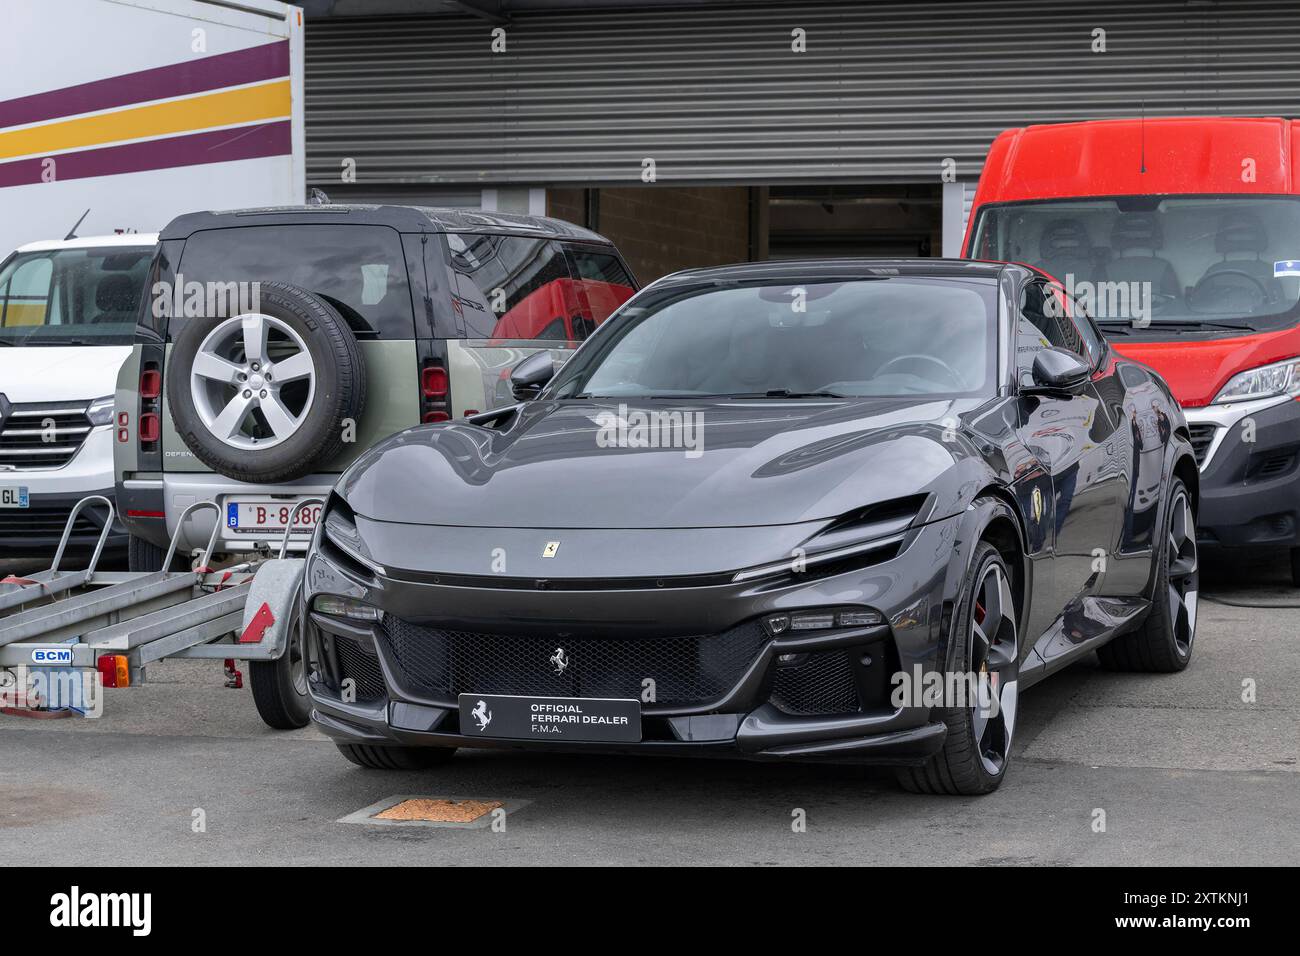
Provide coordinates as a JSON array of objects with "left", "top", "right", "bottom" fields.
[{"left": 340, "top": 397, "right": 983, "bottom": 530}]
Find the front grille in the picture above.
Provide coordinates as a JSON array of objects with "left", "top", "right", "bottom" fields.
[
  {"left": 769, "top": 650, "right": 861, "bottom": 716},
  {"left": 380, "top": 617, "right": 771, "bottom": 707},
  {"left": 334, "top": 636, "right": 386, "bottom": 703},
  {"left": 1187, "top": 423, "right": 1218, "bottom": 467},
  {"left": 0, "top": 503, "right": 104, "bottom": 540},
  {"left": 0, "top": 403, "right": 93, "bottom": 469}
]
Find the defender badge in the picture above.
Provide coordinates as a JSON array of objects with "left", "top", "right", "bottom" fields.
[
  {"left": 542, "top": 540, "right": 560, "bottom": 558},
  {"left": 550, "top": 646, "right": 569, "bottom": 675}
]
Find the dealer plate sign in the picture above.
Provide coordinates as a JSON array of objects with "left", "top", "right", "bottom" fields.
[{"left": 458, "top": 694, "right": 641, "bottom": 742}]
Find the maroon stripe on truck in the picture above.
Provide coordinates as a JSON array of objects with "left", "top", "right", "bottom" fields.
[
  {"left": 0, "top": 120, "right": 292, "bottom": 188},
  {"left": 0, "top": 40, "right": 290, "bottom": 129}
]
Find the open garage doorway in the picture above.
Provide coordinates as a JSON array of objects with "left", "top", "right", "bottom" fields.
[
  {"left": 549, "top": 183, "right": 945, "bottom": 285},
  {"left": 766, "top": 185, "right": 943, "bottom": 260}
]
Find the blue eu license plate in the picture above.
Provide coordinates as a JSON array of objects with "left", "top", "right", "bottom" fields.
[{"left": 0, "top": 486, "right": 29, "bottom": 508}]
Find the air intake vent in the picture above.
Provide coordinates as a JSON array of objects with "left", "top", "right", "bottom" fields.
[
  {"left": 332, "top": 636, "right": 386, "bottom": 702},
  {"left": 1187, "top": 423, "right": 1218, "bottom": 467},
  {"left": 769, "top": 650, "right": 861, "bottom": 716}
]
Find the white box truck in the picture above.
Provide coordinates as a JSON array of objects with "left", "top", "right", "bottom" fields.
[{"left": 0, "top": 0, "right": 304, "bottom": 557}]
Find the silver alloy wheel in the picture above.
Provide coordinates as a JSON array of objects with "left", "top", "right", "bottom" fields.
[
  {"left": 969, "top": 562, "right": 1018, "bottom": 776},
  {"left": 190, "top": 312, "right": 316, "bottom": 450},
  {"left": 1167, "top": 491, "right": 1199, "bottom": 657}
]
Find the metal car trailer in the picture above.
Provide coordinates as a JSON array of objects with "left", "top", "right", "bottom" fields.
[{"left": 0, "top": 496, "right": 319, "bottom": 724}]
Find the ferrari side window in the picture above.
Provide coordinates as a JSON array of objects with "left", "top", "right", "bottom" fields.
[{"left": 1016, "top": 280, "right": 1087, "bottom": 383}]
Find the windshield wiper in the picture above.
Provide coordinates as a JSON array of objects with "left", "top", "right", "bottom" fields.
[
  {"left": 723, "top": 389, "right": 848, "bottom": 399},
  {"left": 1096, "top": 318, "right": 1257, "bottom": 332}
]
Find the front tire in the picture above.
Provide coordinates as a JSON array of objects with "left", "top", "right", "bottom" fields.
[
  {"left": 1290, "top": 547, "right": 1300, "bottom": 588},
  {"left": 336, "top": 743, "right": 458, "bottom": 770},
  {"left": 897, "top": 538, "right": 1020, "bottom": 796},
  {"left": 1097, "top": 480, "right": 1197, "bottom": 673}
]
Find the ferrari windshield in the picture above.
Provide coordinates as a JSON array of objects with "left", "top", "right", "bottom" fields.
[
  {"left": 969, "top": 195, "right": 1300, "bottom": 330},
  {"left": 551, "top": 276, "right": 997, "bottom": 399}
]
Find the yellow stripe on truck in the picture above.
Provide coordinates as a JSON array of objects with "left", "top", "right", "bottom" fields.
[{"left": 0, "top": 80, "right": 291, "bottom": 161}]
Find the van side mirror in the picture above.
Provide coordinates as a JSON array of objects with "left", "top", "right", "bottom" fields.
[
  {"left": 1026, "top": 348, "right": 1091, "bottom": 394},
  {"left": 509, "top": 351, "right": 556, "bottom": 402}
]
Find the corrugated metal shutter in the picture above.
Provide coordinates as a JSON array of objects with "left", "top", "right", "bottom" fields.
[
  {"left": 317, "top": 183, "right": 483, "bottom": 206},
  {"left": 306, "top": 0, "right": 1300, "bottom": 187}
]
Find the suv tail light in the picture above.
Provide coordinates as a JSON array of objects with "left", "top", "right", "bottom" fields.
[
  {"left": 137, "top": 360, "right": 162, "bottom": 452},
  {"left": 138, "top": 413, "right": 160, "bottom": 443},
  {"left": 421, "top": 366, "right": 449, "bottom": 398},
  {"left": 419, "top": 356, "right": 452, "bottom": 422}
]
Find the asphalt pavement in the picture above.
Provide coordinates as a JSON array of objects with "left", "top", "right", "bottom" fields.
[{"left": 1, "top": 549, "right": 1296, "bottom": 865}]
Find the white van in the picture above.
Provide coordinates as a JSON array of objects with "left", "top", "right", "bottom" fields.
[{"left": 0, "top": 234, "right": 156, "bottom": 556}]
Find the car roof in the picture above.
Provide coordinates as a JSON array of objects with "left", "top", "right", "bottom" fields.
[
  {"left": 159, "top": 204, "right": 614, "bottom": 244},
  {"left": 973, "top": 116, "right": 1300, "bottom": 203},
  {"left": 15, "top": 233, "right": 159, "bottom": 253},
  {"left": 653, "top": 257, "right": 1014, "bottom": 286}
]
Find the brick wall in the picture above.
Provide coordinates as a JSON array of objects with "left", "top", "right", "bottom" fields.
[
  {"left": 549, "top": 186, "right": 752, "bottom": 284},
  {"left": 547, "top": 188, "right": 586, "bottom": 228}
]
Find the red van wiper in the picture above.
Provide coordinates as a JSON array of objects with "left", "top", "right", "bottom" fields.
[{"left": 1097, "top": 318, "right": 1257, "bottom": 333}]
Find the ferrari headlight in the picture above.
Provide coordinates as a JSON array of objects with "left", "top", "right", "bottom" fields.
[
  {"left": 312, "top": 594, "right": 383, "bottom": 623},
  {"left": 1212, "top": 357, "right": 1300, "bottom": 404},
  {"left": 85, "top": 395, "right": 116, "bottom": 426},
  {"left": 764, "top": 607, "right": 883, "bottom": 636}
]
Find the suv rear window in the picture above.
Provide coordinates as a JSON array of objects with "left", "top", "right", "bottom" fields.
[
  {"left": 172, "top": 224, "right": 413, "bottom": 339},
  {"left": 441, "top": 233, "right": 633, "bottom": 342}
]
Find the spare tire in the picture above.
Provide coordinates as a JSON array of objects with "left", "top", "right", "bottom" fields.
[{"left": 167, "top": 283, "right": 366, "bottom": 483}]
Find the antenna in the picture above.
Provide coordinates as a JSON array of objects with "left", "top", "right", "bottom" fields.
[
  {"left": 63, "top": 208, "right": 90, "bottom": 241},
  {"left": 1139, "top": 101, "right": 1147, "bottom": 174}
]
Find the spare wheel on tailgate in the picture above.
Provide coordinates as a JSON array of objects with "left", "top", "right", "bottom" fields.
[{"left": 167, "top": 282, "right": 366, "bottom": 483}]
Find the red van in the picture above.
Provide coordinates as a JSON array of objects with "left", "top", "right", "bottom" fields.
[{"left": 965, "top": 117, "right": 1300, "bottom": 585}]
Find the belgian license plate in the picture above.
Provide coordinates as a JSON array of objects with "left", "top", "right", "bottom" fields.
[
  {"left": 458, "top": 694, "right": 642, "bottom": 743},
  {"left": 225, "top": 497, "right": 321, "bottom": 536},
  {"left": 0, "top": 487, "right": 29, "bottom": 509}
]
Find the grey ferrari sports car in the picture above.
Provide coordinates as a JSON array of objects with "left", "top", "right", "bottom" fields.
[{"left": 301, "top": 258, "right": 1200, "bottom": 794}]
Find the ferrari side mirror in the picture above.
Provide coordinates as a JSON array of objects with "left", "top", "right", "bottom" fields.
[
  {"left": 510, "top": 351, "right": 556, "bottom": 402},
  {"left": 1026, "top": 348, "right": 1090, "bottom": 394}
]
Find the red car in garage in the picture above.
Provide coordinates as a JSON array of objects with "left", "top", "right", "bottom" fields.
[{"left": 965, "top": 117, "right": 1300, "bottom": 584}]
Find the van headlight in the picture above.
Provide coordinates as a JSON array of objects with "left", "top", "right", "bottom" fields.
[
  {"left": 1212, "top": 357, "right": 1300, "bottom": 404},
  {"left": 85, "top": 395, "right": 116, "bottom": 426}
]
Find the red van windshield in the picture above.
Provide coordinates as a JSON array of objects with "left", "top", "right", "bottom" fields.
[{"left": 970, "top": 195, "right": 1300, "bottom": 331}]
